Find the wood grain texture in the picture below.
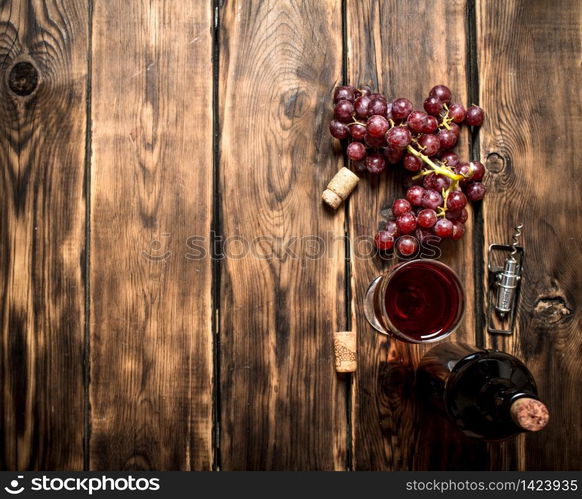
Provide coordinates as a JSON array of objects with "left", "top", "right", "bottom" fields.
[
  {"left": 89, "top": 0, "right": 213, "bottom": 470},
  {"left": 346, "top": 0, "right": 484, "bottom": 470},
  {"left": 478, "top": 0, "right": 582, "bottom": 470},
  {"left": 0, "top": 0, "right": 87, "bottom": 470},
  {"left": 218, "top": 0, "right": 347, "bottom": 470}
]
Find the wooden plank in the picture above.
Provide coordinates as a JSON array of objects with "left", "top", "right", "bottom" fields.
[
  {"left": 90, "top": 1, "right": 214, "bottom": 470},
  {"left": 478, "top": 0, "right": 582, "bottom": 470},
  {"left": 347, "top": 0, "right": 485, "bottom": 470},
  {"left": 218, "top": 0, "right": 346, "bottom": 470},
  {"left": 0, "top": 1, "right": 87, "bottom": 470}
]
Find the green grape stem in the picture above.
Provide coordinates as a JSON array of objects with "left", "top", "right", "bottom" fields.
[
  {"left": 406, "top": 145, "right": 464, "bottom": 217},
  {"left": 437, "top": 186, "right": 454, "bottom": 217},
  {"left": 406, "top": 145, "right": 463, "bottom": 181},
  {"left": 441, "top": 103, "right": 452, "bottom": 130}
]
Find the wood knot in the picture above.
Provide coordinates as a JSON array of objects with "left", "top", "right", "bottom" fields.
[
  {"left": 282, "top": 88, "right": 308, "bottom": 119},
  {"left": 8, "top": 61, "right": 39, "bottom": 97},
  {"left": 533, "top": 296, "right": 572, "bottom": 325},
  {"left": 485, "top": 152, "right": 505, "bottom": 173}
]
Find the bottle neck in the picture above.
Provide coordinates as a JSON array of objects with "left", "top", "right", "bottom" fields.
[
  {"left": 480, "top": 381, "right": 524, "bottom": 415},
  {"left": 483, "top": 384, "right": 549, "bottom": 433}
]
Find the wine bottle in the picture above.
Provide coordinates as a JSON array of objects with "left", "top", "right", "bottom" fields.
[{"left": 417, "top": 343, "right": 549, "bottom": 440}]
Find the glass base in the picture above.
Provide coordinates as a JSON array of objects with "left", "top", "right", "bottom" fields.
[{"left": 364, "top": 275, "right": 389, "bottom": 335}]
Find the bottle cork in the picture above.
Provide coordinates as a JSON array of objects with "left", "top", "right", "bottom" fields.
[
  {"left": 510, "top": 397, "right": 549, "bottom": 432},
  {"left": 334, "top": 331, "right": 357, "bottom": 373},
  {"left": 322, "top": 167, "right": 359, "bottom": 209}
]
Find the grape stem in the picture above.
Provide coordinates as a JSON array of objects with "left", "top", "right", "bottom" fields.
[
  {"left": 440, "top": 104, "right": 452, "bottom": 130},
  {"left": 348, "top": 114, "right": 366, "bottom": 126},
  {"left": 436, "top": 186, "right": 453, "bottom": 217},
  {"left": 406, "top": 144, "right": 463, "bottom": 217},
  {"left": 406, "top": 145, "right": 463, "bottom": 181}
]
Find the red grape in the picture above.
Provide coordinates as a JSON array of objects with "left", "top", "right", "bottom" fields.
[
  {"left": 447, "top": 190, "right": 467, "bottom": 210},
  {"left": 329, "top": 120, "right": 349, "bottom": 139},
  {"left": 366, "top": 154, "right": 386, "bottom": 174},
  {"left": 366, "top": 115, "right": 389, "bottom": 137},
  {"left": 418, "top": 134, "right": 440, "bottom": 156},
  {"left": 429, "top": 85, "right": 452, "bottom": 104},
  {"left": 423, "top": 172, "right": 451, "bottom": 191},
  {"left": 440, "top": 151, "right": 459, "bottom": 168},
  {"left": 417, "top": 209, "right": 437, "bottom": 228},
  {"left": 334, "top": 86, "right": 356, "bottom": 103},
  {"left": 465, "top": 105, "right": 484, "bottom": 126},
  {"left": 368, "top": 97, "right": 388, "bottom": 117},
  {"left": 451, "top": 221, "right": 465, "bottom": 240},
  {"left": 407, "top": 110, "right": 428, "bottom": 133},
  {"left": 406, "top": 185, "right": 425, "bottom": 207},
  {"left": 448, "top": 103, "right": 466, "bottom": 123},
  {"left": 423, "top": 115, "right": 439, "bottom": 133},
  {"left": 446, "top": 208, "right": 468, "bottom": 223},
  {"left": 349, "top": 123, "right": 366, "bottom": 140},
  {"left": 374, "top": 230, "right": 395, "bottom": 251},
  {"left": 434, "top": 218, "right": 454, "bottom": 238},
  {"left": 469, "top": 161, "right": 485, "bottom": 181},
  {"left": 354, "top": 95, "right": 371, "bottom": 119},
  {"left": 334, "top": 100, "right": 354, "bottom": 122},
  {"left": 396, "top": 212, "right": 417, "bottom": 234},
  {"left": 423, "top": 96, "right": 442, "bottom": 116},
  {"left": 455, "top": 162, "right": 472, "bottom": 181},
  {"left": 347, "top": 141, "right": 366, "bottom": 161},
  {"left": 403, "top": 154, "right": 422, "bottom": 172},
  {"left": 392, "top": 198, "right": 412, "bottom": 216},
  {"left": 383, "top": 220, "right": 400, "bottom": 237},
  {"left": 391, "top": 98, "right": 413, "bottom": 120},
  {"left": 464, "top": 181, "right": 486, "bottom": 201},
  {"left": 437, "top": 129, "right": 458, "bottom": 149},
  {"left": 421, "top": 189, "right": 443, "bottom": 210},
  {"left": 396, "top": 235, "right": 419, "bottom": 257},
  {"left": 386, "top": 126, "right": 412, "bottom": 149}
]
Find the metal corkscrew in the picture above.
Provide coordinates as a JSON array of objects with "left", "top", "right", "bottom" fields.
[
  {"left": 495, "top": 224, "right": 523, "bottom": 317},
  {"left": 487, "top": 224, "right": 525, "bottom": 335}
]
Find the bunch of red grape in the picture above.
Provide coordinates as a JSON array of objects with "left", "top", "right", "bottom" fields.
[{"left": 329, "top": 84, "right": 486, "bottom": 257}]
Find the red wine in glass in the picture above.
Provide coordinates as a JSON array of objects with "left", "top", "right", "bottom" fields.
[{"left": 364, "top": 259, "right": 464, "bottom": 343}]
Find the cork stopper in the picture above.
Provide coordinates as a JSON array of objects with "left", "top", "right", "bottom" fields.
[
  {"left": 322, "top": 167, "right": 359, "bottom": 209},
  {"left": 510, "top": 397, "right": 549, "bottom": 432},
  {"left": 333, "top": 331, "right": 357, "bottom": 373}
]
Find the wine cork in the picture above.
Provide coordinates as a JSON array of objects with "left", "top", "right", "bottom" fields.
[
  {"left": 510, "top": 397, "right": 549, "bottom": 432},
  {"left": 322, "top": 167, "right": 359, "bottom": 209},
  {"left": 334, "top": 331, "right": 357, "bottom": 372}
]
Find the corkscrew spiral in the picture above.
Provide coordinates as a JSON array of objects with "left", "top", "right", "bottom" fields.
[{"left": 510, "top": 223, "right": 523, "bottom": 258}]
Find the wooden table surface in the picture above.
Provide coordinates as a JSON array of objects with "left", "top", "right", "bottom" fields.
[{"left": 1, "top": 0, "right": 580, "bottom": 471}]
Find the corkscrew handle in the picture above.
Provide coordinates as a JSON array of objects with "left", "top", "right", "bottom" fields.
[{"left": 495, "top": 258, "right": 520, "bottom": 316}]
